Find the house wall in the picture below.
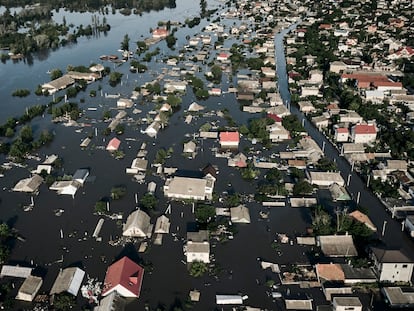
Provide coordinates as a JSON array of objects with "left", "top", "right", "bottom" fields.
[
  {"left": 333, "top": 304, "right": 362, "bottom": 311},
  {"left": 187, "top": 252, "right": 210, "bottom": 263},
  {"left": 380, "top": 263, "right": 414, "bottom": 282},
  {"left": 353, "top": 133, "right": 376, "bottom": 144},
  {"left": 335, "top": 132, "right": 349, "bottom": 142},
  {"left": 404, "top": 219, "right": 414, "bottom": 237}
]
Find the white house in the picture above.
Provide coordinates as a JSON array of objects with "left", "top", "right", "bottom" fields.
[
  {"left": 186, "top": 230, "right": 210, "bottom": 263},
  {"left": 309, "top": 172, "right": 345, "bottom": 187},
  {"left": 219, "top": 131, "right": 240, "bottom": 148},
  {"left": 164, "top": 176, "right": 215, "bottom": 201},
  {"left": 334, "top": 127, "right": 349, "bottom": 142},
  {"left": 351, "top": 124, "right": 377, "bottom": 144},
  {"left": 370, "top": 247, "right": 414, "bottom": 283},
  {"left": 267, "top": 124, "right": 290, "bottom": 142},
  {"left": 123, "top": 210, "right": 152, "bottom": 238}
]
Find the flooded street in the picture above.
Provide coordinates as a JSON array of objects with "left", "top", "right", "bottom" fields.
[{"left": 1, "top": 0, "right": 410, "bottom": 310}]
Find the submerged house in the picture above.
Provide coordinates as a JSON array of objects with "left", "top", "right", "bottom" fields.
[
  {"left": 102, "top": 256, "right": 144, "bottom": 298},
  {"left": 164, "top": 175, "right": 215, "bottom": 201},
  {"left": 50, "top": 267, "right": 85, "bottom": 296},
  {"left": 123, "top": 210, "right": 152, "bottom": 238},
  {"left": 13, "top": 174, "right": 43, "bottom": 193}
]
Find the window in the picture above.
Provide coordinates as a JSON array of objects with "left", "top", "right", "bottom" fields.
[{"left": 403, "top": 264, "right": 408, "bottom": 268}]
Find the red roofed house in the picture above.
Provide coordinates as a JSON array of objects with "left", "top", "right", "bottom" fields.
[
  {"left": 267, "top": 113, "right": 282, "bottom": 124},
  {"left": 106, "top": 137, "right": 121, "bottom": 151},
  {"left": 334, "top": 127, "right": 349, "bottom": 142},
  {"left": 102, "top": 256, "right": 144, "bottom": 298},
  {"left": 219, "top": 131, "right": 240, "bottom": 148},
  {"left": 152, "top": 28, "right": 169, "bottom": 39},
  {"left": 351, "top": 124, "right": 377, "bottom": 144},
  {"left": 217, "top": 52, "right": 230, "bottom": 61},
  {"left": 372, "top": 81, "right": 403, "bottom": 92}
]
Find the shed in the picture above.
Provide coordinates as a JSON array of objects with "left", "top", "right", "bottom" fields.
[
  {"left": 230, "top": 205, "right": 251, "bottom": 223},
  {"left": 147, "top": 181, "right": 156, "bottom": 194},
  {"left": 50, "top": 267, "right": 85, "bottom": 296},
  {"left": 154, "top": 215, "right": 170, "bottom": 234},
  {"left": 16, "top": 275, "right": 43, "bottom": 301}
]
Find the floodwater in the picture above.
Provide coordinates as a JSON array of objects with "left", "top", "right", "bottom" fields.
[{"left": 0, "top": 2, "right": 408, "bottom": 311}]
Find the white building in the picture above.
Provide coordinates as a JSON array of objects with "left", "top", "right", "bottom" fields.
[
  {"left": 164, "top": 176, "right": 215, "bottom": 201},
  {"left": 309, "top": 172, "right": 345, "bottom": 187},
  {"left": 370, "top": 247, "right": 414, "bottom": 283},
  {"left": 123, "top": 210, "right": 152, "bottom": 238},
  {"left": 186, "top": 230, "right": 210, "bottom": 263},
  {"left": 351, "top": 124, "right": 377, "bottom": 144}
]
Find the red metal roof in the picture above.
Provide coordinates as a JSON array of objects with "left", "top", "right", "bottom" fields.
[
  {"left": 102, "top": 256, "right": 144, "bottom": 298},
  {"left": 354, "top": 124, "right": 376, "bottom": 135},
  {"left": 336, "top": 128, "right": 348, "bottom": 133},
  {"left": 267, "top": 113, "right": 282, "bottom": 122},
  {"left": 372, "top": 81, "right": 402, "bottom": 87},
  {"left": 106, "top": 137, "right": 121, "bottom": 151},
  {"left": 219, "top": 131, "right": 240, "bottom": 142}
]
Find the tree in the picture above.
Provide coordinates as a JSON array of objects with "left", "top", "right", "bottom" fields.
[
  {"left": 265, "top": 168, "right": 282, "bottom": 184},
  {"left": 189, "top": 261, "right": 208, "bottom": 277},
  {"left": 19, "top": 125, "right": 33, "bottom": 143},
  {"left": 292, "top": 180, "right": 313, "bottom": 196},
  {"left": 94, "top": 200, "right": 108, "bottom": 215},
  {"left": 224, "top": 193, "right": 240, "bottom": 207},
  {"left": 166, "top": 34, "right": 176, "bottom": 49},
  {"left": 195, "top": 204, "right": 216, "bottom": 224},
  {"left": 167, "top": 94, "right": 182, "bottom": 109},
  {"left": 111, "top": 186, "right": 127, "bottom": 200},
  {"left": 210, "top": 65, "right": 222, "bottom": 83},
  {"left": 53, "top": 293, "right": 75, "bottom": 311},
  {"left": 50, "top": 69, "right": 63, "bottom": 80},
  {"left": 121, "top": 34, "right": 130, "bottom": 51},
  {"left": 317, "top": 157, "right": 337, "bottom": 172},
  {"left": 109, "top": 72, "right": 123, "bottom": 86},
  {"left": 140, "top": 193, "right": 158, "bottom": 210}
]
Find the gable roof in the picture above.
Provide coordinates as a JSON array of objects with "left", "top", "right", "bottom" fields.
[
  {"left": 371, "top": 247, "right": 413, "bottom": 264},
  {"left": 219, "top": 131, "right": 240, "bottom": 143},
  {"left": 102, "top": 256, "right": 144, "bottom": 298},
  {"left": 315, "top": 263, "right": 345, "bottom": 282},
  {"left": 353, "top": 124, "right": 376, "bottom": 135},
  {"left": 106, "top": 137, "right": 121, "bottom": 151},
  {"left": 50, "top": 267, "right": 85, "bottom": 296}
]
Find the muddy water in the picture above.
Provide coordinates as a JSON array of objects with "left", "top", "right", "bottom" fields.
[{"left": 0, "top": 3, "right": 323, "bottom": 311}]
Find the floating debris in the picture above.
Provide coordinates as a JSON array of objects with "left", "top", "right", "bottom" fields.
[
  {"left": 54, "top": 209, "right": 64, "bottom": 216},
  {"left": 81, "top": 277, "right": 102, "bottom": 304}
]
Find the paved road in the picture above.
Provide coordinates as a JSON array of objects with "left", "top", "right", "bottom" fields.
[{"left": 274, "top": 26, "right": 414, "bottom": 256}]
